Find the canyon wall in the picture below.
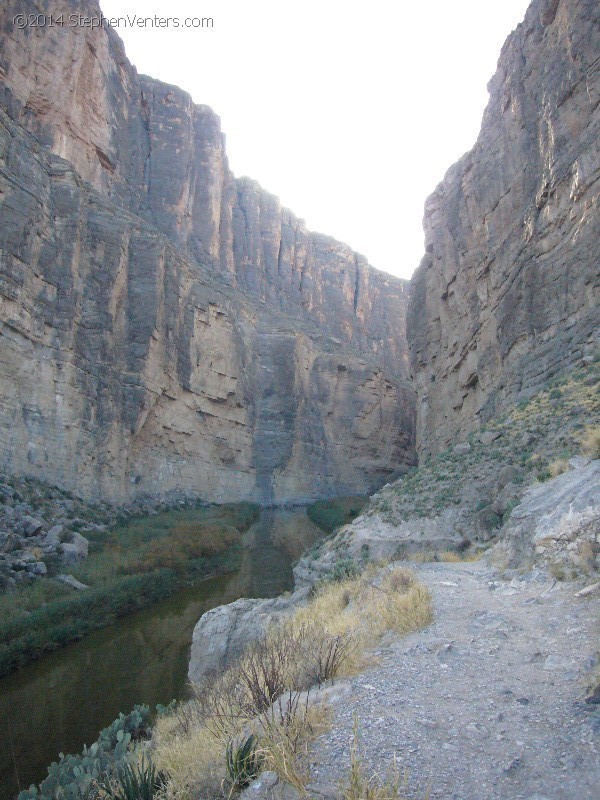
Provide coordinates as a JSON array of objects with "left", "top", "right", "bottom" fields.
[
  {"left": 0, "top": 0, "right": 407, "bottom": 377},
  {"left": 0, "top": 108, "right": 414, "bottom": 503},
  {"left": 0, "top": 0, "right": 415, "bottom": 503},
  {"left": 408, "top": 0, "right": 600, "bottom": 455}
]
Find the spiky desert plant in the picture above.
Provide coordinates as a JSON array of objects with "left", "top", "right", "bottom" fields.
[
  {"left": 100, "top": 755, "right": 167, "bottom": 800},
  {"left": 225, "top": 734, "right": 263, "bottom": 790}
]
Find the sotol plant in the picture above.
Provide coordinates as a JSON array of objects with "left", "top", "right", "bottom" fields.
[
  {"left": 225, "top": 734, "right": 263, "bottom": 790},
  {"left": 100, "top": 756, "right": 168, "bottom": 800}
]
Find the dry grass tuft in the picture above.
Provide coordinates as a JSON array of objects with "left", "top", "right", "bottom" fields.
[
  {"left": 152, "top": 712, "right": 226, "bottom": 800},
  {"left": 338, "top": 717, "right": 412, "bottom": 800},
  {"left": 152, "top": 566, "right": 431, "bottom": 799},
  {"left": 581, "top": 425, "right": 600, "bottom": 459},
  {"left": 259, "top": 696, "right": 332, "bottom": 794},
  {"left": 284, "top": 567, "right": 432, "bottom": 679},
  {"left": 549, "top": 459, "right": 569, "bottom": 478}
]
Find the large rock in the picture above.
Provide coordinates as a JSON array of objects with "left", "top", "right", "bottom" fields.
[
  {"left": 21, "top": 516, "right": 45, "bottom": 537},
  {"left": 0, "top": 0, "right": 415, "bottom": 504},
  {"left": 188, "top": 588, "right": 309, "bottom": 687},
  {"left": 60, "top": 532, "right": 89, "bottom": 565},
  {"left": 44, "top": 525, "right": 64, "bottom": 547},
  {"left": 295, "top": 509, "right": 469, "bottom": 586},
  {"left": 491, "top": 460, "right": 600, "bottom": 571},
  {"left": 56, "top": 574, "right": 89, "bottom": 591},
  {"left": 408, "top": 0, "right": 600, "bottom": 455}
]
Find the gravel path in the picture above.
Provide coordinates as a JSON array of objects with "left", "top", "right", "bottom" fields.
[{"left": 308, "top": 561, "right": 600, "bottom": 800}]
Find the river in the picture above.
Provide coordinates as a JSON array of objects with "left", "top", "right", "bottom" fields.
[{"left": 0, "top": 507, "right": 324, "bottom": 800}]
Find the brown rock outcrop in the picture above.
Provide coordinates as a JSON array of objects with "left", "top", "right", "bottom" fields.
[
  {"left": 0, "top": 2, "right": 415, "bottom": 503},
  {"left": 408, "top": 0, "right": 600, "bottom": 455},
  {"left": 0, "top": 0, "right": 408, "bottom": 377}
]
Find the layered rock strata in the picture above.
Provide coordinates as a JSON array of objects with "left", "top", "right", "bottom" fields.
[
  {"left": 408, "top": 0, "right": 600, "bottom": 455},
  {"left": 0, "top": 104, "right": 414, "bottom": 503},
  {"left": 0, "top": 0, "right": 416, "bottom": 503},
  {"left": 0, "top": 0, "right": 409, "bottom": 377}
]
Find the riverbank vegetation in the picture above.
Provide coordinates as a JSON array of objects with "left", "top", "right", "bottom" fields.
[
  {"left": 0, "top": 503, "right": 259, "bottom": 677},
  {"left": 306, "top": 496, "right": 368, "bottom": 534}
]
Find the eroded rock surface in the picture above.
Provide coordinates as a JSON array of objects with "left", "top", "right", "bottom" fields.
[
  {"left": 188, "top": 588, "right": 309, "bottom": 686},
  {"left": 0, "top": 1, "right": 415, "bottom": 503},
  {"left": 491, "top": 459, "right": 600, "bottom": 572},
  {"left": 0, "top": 0, "right": 410, "bottom": 369},
  {"left": 408, "top": 0, "right": 600, "bottom": 455}
]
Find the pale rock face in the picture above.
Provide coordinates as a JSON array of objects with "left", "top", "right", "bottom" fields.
[
  {"left": 408, "top": 0, "right": 600, "bottom": 455},
  {"left": 188, "top": 589, "right": 309, "bottom": 686},
  {"left": 0, "top": 107, "right": 415, "bottom": 503},
  {"left": 491, "top": 460, "right": 600, "bottom": 571},
  {"left": 0, "top": 2, "right": 416, "bottom": 503},
  {"left": 0, "top": 0, "right": 410, "bottom": 376}
]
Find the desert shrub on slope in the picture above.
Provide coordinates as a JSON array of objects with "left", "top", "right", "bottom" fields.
[{"left": 152, "top": 565, "right": 431, "bottom": 800}]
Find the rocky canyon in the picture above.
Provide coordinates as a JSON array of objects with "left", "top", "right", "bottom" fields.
[
  {"left": 408, "top": 0, "right": 599, "bottom": 455},
  {"left": 0, "top": 0, "right": 598, "bottom": 502},
  {"left": 1, "top": 0, "right": 600, "bottom": 798},
  {"left": 0, "top": 0, "right": 415, "bottom": 504}
]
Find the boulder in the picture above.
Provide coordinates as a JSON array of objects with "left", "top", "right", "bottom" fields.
[
  {"left": 26, "top": 561, "right": 47, "bottom": 576},
  {"left": 0, "top": 484, "right": 15, "bottom": 501},
  {"left": 491, "top": 460, "right": 600, "bottom": 571},
  {"left": 22, "top": 516, "right": 45, "bottom": 536},
  {"left": 491, "top": 482, "right": 521, "bottom": 516},
  {"left": 479, "top": 431, "right": 502, "bottom": 446},
  {"left": 240, "top": 772, "right": 300, "bottom": 800},
  {"left": 474, "top": 506, "right": 503, "bottom": 540},
  {"left": 497, "top": 466, "right": 522, "bottom": 492},
  {"left": 45, "top": 524, "right": 64, "bottom": 546},
  {"left": 453, "top": 442, "right": 471, "bottom": 456},
  {"left": 188, "top": 588, "right": 309, "bottom": 687},
  {"left": 0, "top": 532, "right": 22, "bottom": 553},
  {"left": 56, "top": 574, "right": 89, "bottom": 590},
  {"left": 60, "top": 532, "right": 89, "bottom": 564}
]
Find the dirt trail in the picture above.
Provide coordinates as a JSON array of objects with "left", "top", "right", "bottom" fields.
[{"left": 309, "top": 561, "right": 600, "bottom": 800}]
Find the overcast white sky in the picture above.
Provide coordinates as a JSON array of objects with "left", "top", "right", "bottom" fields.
[{"left": 99, "top": 0, "right": 530, "bottom": 279}]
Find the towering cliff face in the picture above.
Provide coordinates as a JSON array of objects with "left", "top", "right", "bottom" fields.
[
  {"left": 0, "top": 2, "right": 414, "bottom": 503},
  {"left": 408, "top": 0, "right": 600, "bottom": 455},
  {"left": 0, "top": 0, "right": 407, "bottom": 377}
]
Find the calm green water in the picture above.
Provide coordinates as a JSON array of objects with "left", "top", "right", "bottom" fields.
[{"left": 0, "top": 508, "right": 323, "bottom": 800}]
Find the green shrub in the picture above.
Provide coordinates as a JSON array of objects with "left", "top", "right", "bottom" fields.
[
  {"left": 330, "top": 558, "right": 360, "bottom": 582},
  {"left": 307, "top": 497, "right": 367, "bottom": 534}
]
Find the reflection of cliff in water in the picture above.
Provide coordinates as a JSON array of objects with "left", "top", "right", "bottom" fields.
[
  {"left": 240, "top": 508, "right": 323, "bottom": 597},
  {"left": 0, "top": 507, "right": 324, "bottom": 800}
]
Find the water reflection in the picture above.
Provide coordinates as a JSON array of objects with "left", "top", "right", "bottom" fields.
[{"left": 0, "top": 507, "right": 323, "bottom": 800}]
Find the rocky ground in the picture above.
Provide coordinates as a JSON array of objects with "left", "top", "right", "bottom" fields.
[
  {"left": 304, "top": 560, "right": 600, "bottom": 800},
  {"left": 0, "top": 473, "right": 211, "bottom": 592},
  {"left": 295, "top": 361, "right": 599, "bottom": 586}
]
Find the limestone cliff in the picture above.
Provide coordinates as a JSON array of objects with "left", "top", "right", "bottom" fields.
[
  {"left": 408, "top": 0, "right": 600, "bottom": 455},
  {"left": 0, "top": 0, "right": 408, "bottom": 377},
  {"left": 0, "top": 2, "right": 415, "bottom": 503}
]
